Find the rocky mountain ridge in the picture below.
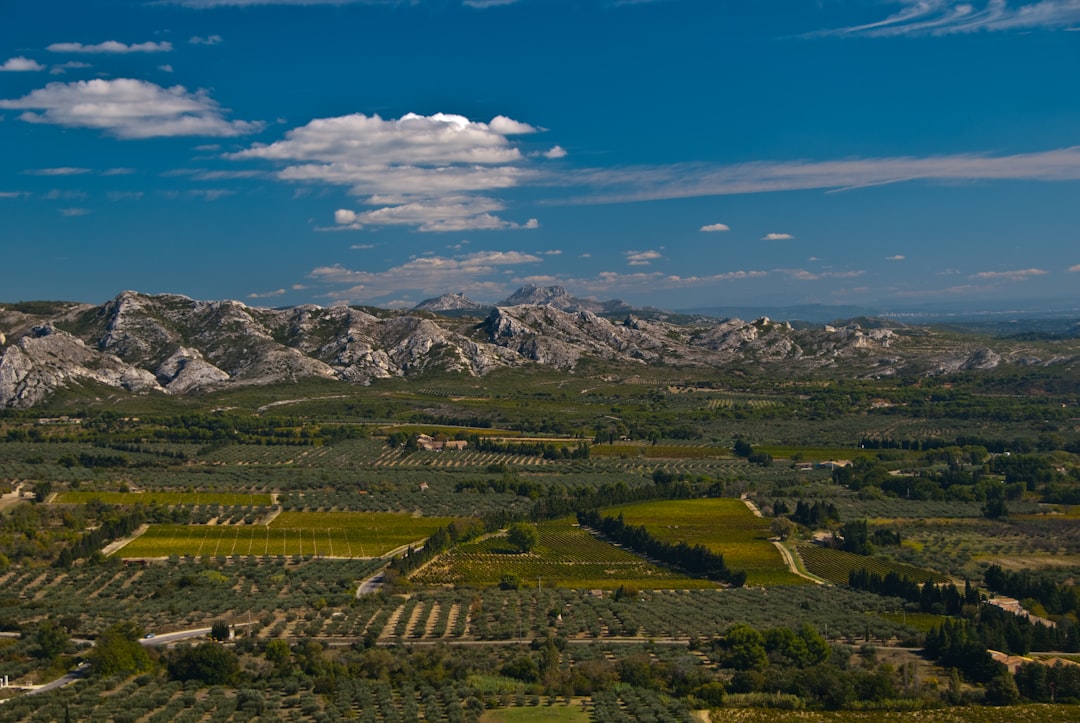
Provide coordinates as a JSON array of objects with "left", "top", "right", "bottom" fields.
[{"left": 0, "top": 291, "right": 1074, "bottom": 408}]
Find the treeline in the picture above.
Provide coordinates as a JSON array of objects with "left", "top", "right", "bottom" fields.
[
  {"left": 388, "top": 518, "right": 487, "bottom": 578},
  {"left": 577, "top": 509, "right": 746, "bottom": 587},
  {"left": 773, "top": 499, "right": 839, "bottom": 528},
  {"left": 847, "top": 569, "right": 977, "bottom": 615},
  {"left": 54, "top": 506, "right": 147, "bottom": 568},
  {"left": 984, "top": 564, "right": 1080, "bottom": 620}
]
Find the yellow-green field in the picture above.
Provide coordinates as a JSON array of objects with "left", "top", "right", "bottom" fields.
[
  {"left": 412, "top": 517, "right": 715, "bottom": 590},
  {"left": 54, "top": 491, "right": 274, "bottom": 506},
  {"left": 605, "top": 498, "right": 804, "bottom": 586},
  {"left": 116, "top": 511, "right": 460, "bottom": 558}
]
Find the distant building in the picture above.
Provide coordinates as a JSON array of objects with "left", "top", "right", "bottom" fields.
[{"left": 416, "top": 434, "right": 467, "bottom": 452}]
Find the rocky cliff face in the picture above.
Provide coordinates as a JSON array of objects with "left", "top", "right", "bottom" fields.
[{"left": 0, "top": 292, "right": 1073, "bottom": 408}]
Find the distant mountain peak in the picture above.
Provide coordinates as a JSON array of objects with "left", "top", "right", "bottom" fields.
[
  {"left": 498, "top": 285, "right": 631, "bottom": 314},
  {"left": 412, "top": 292, "right": 484, "bottom": 313}
]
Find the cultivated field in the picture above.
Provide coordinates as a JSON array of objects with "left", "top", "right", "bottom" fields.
[
  {"left": 54, "top": 490, "right": 274, "bottom": 506},
  {"left": 605, "top": 498, "right": 804, "bottom": 585},
  {"left": 116, "top": 511, "right": 460, "bottom": 558},
  {"left": 412, "top": 517, "right": 713, "bottom": 589}
]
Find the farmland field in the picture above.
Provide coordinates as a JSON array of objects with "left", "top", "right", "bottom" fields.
[
  {"left": 116, "top": 511, "right": 460, "bottom": 558},
  {"left": 604, "top": 498, "right": 804, "bottom": 585},
  {"left": 54, "top": 490, "right": 274, "bottom": 506},
  {"left": 795, "top": 543, "right": 949, "bottom": 586},
  {"left": 412, "top": 517, "right": 714, "bottom": 589}
]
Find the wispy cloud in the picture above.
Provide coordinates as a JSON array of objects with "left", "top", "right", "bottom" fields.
[
  {"left": 971, "top": 268, "right": 1048, "bottom": 281},
  {"left": 332, "top": 196, "right": 539, "bottom": 232},
  {"left": 309, "top": 249, "right": 544, "bottom": 300},
  {"left": 515, "top": 269, "right": 769, "bottom": 298},
  {"left": 24, "top": 167, "right": 91, "bottom": 176},
  {"left": 567, "top": 146, "right": 1080, "bottom": 204},
  {"left": 700, "top": 223, "right": 730, "bottom": 232},
  {"left": 886, "top": 254, "right": 906, "bottom": 261},
  {"left": 189, "top": 35, "right": 224, "bottom": 45},
  {"left": 626, "top": 249, "right": 662, "bottom": 266},
  {"left": 819, "top": 1, "right": 1080, "bottom": 38},
  {"left": 1069, "top": 264, "right": 1080, "bottom": 272},
  {"left": 248, "top": 288, "right": 286, "bottom": 299},
  {"left": 0, "top": 78, "right": 264, "bottom": 138},
  {"left": 47, "top": 41, "right": 173, "bottom": 53},
  {"left": 777, "top": 268, "right": 864, "bottom": 281},
  {"left": 59, "top": 207, "right": 90, "bottom": 216},
  {"left": 762, "top": 232, "right": 794, "bottom": 241},
  {"left": 49, "top": 61, "right": 92, "bottom": 75},
  {"left": 1, "top": 56, "right": 45, "bottom": 72},
  {"left": 0, "top": 191, "right": 30, "bottom": 199}
]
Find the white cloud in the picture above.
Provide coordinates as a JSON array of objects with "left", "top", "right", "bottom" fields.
[
  {"left": 886, "top": 254, "right": 906, "bottom": 261},
  {"left": 543, "top": 145, "right": 568, "bottom": 159},
  {"left": 25, "top": 167, "right": 91, "bottom": 176},
  {"left": 248, "top": 288, "right": 286, "bottom": 299},
  {"left": 762, "top": 232, "right": 794, "bottom": 241},
  {"left": 232, "top": 111, "right": 545, "bottom": 230},
  {"left": 189, "top": 35, "right": 224, "bottom": 45},
  {"left": 49, "top": 61, "right": 92, "bottom": 75},
  {"left": 0, "top": 78, "right": 264, "bottom": 138},
  {"left": 1069, "top": 264, "right": 1080, "bottom": 272},
  {"left": 107, "top": 191, "right": 144, "bottom": 201},
  {"left": 971, "top": 268, "right": 1048, "bottom": 281},
  {"left": 350, "top": 244, "right": 375, "bottom": 250},
  {"left": 308, "top": 249, "right": 544, "bottom": 300},
  {"left": 699, "top": 223, "right": 730, "bottom": 232},
  {"left": 540, "top": 249, "right": 562, "bottom": 255},
  {"left": 464, "top": 0, "right": 521, "bottom": 7},
  {"left": 103, "top": 167, "right": 136, "bottom": 176},
  {"left": 168, "top": 0, "right": 401, "bottom": 6},
  {"left": 821, "top": 1, "right": 1080, "bottom": 38},
  {"left": 777, "top": 268, "right": 864, "bottom": 281},
  {"left": 1, "top": 56, "right": 45, "bottom": 72},
  {"left": 159, "top": 64, "right": 174, "bottom": 73},
  {"left": 332, "top": 195, "right": 538, "bottom": 232},
  {"left": 59, "top": 207, "right": 90, "bottom": 216},
  {"left": 0, "top": 191, "right": 30, "bottom": 199},
  {"left": 626, "top": 249, "right": 663, "bottom": 266},
  {"left": 47, "top": 41, "right": 173, "bottom": 54}
]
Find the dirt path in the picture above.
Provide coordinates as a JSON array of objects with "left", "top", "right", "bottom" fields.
[
  {"left": 771, "top": 541, "right": 826, "bottom": 585},
  {"left": 101, "top": 524, "right": 149, "bottom": 556}
]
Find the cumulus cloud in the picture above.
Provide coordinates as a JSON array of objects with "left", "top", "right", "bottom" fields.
[
  {"left": 231, "top": 111, "right": 545, "bottom": 230},
  {"left": 699, "top": 223, "right": 730, "bottom": 232},
  {"left": 1, "top": 56, "right": 45, "bottom": 72},
  {"left": 159, "top": 64, "right": 174, "bottom": 73},
  {"left": 308, "top": 249, "right": 544, "bottom": 300},
  {"left": 626, "top": 250, "right": 662, "bottom": 266},
  {"left": 762, "top": 232, "right": 794, "bottom": 241},
  {"left": 820, "top": 1, "right": 1080, "bottom": 38},
  {"left": 1069, "top": 264, "right": 1080, "bottom": 272},
  {"left": 189, "top": 35, "right": 224, "bottom": 45},
  {"left": 543, "top": 145, "right": 568, "bottom": 159},
  {"left": 47, "top": 41, "right": 173, "bottom": 53},
  {"left": 886, "top": 254, "right": 906, "bottom": 261},
  {"left": 971, "top": 268, "right": 1048, "bottom": 281},
  {"left": 0, "top": 78, "right": 264, "bottom": 138}
]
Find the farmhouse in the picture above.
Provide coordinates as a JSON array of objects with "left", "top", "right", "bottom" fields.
[{"left": 416, "top": 434, "right": 468, "bottom": 452}]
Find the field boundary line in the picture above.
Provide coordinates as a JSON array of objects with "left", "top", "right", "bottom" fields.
[
  {"left": 102, "top": 524, "right": 149, "bottom": 556},
  {"left": 772, "top": 541, "right": 826, "bottom": 585}
]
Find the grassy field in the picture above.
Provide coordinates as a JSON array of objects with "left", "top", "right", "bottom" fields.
[
  {"left": 481, "top": 706, "right": 589, "bottom": 723},
  {"left": 605, "top": 498, "right": 804, "bottom": 586},
  {"left": 116, "top": 511, "right": 460, "bottom": 558},
  {"left": 54, "top": 490, "right": 274, "bottom": 506},
  {"left": 412, "top": 517, "right": 714, "bottom": 589}
]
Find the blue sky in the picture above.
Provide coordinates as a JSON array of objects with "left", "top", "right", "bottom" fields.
[{"left": 2, "top": 0, "right": 1080, "bottom": 312}]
